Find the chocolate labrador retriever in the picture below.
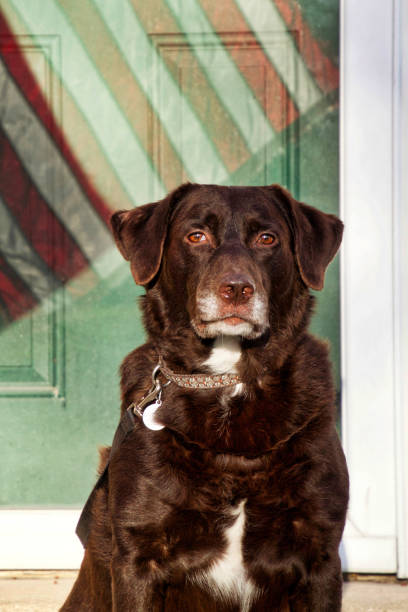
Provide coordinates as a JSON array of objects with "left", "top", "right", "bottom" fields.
[{"left": 61, "top": 183, "right": 349, "bottom": 611}]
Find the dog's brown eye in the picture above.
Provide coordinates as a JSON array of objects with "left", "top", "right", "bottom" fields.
[
  {"left": 257, "top": 233, "right": 276, "bottom": 246},
  {"left": 187, "top": 231, "right": 207, "bottom": 244}
]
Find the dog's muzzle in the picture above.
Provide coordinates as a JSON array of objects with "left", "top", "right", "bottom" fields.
[{"left": 192, "top": 274, "right": 269, "bottom": 339}]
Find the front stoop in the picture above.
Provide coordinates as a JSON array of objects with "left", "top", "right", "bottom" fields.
[{"left": 0, "top": 572, "right": 407, "bottom": 611}]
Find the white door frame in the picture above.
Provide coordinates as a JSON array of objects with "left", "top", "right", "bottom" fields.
[
  {"left": 340, "top": 0, "right": 408, "bottom": 577},
  {"left": 392, "top": 0, "right": 408, "bottom": 580}
]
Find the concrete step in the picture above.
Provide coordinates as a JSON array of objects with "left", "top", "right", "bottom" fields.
[{"left": 0, "top": 572, "right": 407, "bottom": 611}]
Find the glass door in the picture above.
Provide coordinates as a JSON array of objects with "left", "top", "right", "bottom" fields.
[{"left": 0, "top": 0, "right": 341, "bottom": 567}]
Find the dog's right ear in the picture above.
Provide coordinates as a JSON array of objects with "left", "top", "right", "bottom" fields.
[
  {"left": 111, "top": 183, "right": 194, "bottom": 285},
  {"left": 268, "top": 185, "right": 344, "bottom": 291}
]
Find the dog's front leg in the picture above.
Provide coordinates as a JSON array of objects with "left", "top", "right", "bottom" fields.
[
  {"left": 288, "top": 555, "right": 343, "bottom": 612},
  {"left": 111, "top": 554, "right": 166, "bottom": 612},
  {"left": 111, "top": 528, "right": 169, "bottom": 612}
]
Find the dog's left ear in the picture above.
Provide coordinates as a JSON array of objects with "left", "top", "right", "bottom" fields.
[
  {"left": 111, "top": 183, "right": 195, "bottom": 285},
  {"left": 269, "top": 185, "right": 344, "bottom": 291}
]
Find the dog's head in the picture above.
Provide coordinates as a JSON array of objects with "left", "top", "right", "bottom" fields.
[{"left": 111, "top": 184, "right": 343, "bottom": 342}]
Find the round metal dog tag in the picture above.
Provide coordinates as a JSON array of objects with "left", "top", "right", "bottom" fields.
[{"left": 142, "top": 401, "right": 165, "bottom": 431}]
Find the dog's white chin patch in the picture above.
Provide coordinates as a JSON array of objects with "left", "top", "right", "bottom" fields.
[
  {"left": 204, "top": 320, "right": 255, "bottom": 338},
  {"left": 192, "top": 318, "right": 264, "bottom": 340}
]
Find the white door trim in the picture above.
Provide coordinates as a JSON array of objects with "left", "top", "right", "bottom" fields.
[
  {"left": 340, "top": 0, "right": 407, "bottom": 577},
  {"left": 0, "top": 509, "right": 82, "bottom": 569},
  {"left": 393, "top": 0, "right": 408, "bottom": 580}
]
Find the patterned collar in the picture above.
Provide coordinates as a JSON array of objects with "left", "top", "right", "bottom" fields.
[{"left": 159, "top": 359, "right": 241, "bottom": 389}]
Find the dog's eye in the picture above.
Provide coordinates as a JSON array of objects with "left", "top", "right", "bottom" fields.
[
  {"left": 187, "top": 231, "right": 207, "bottom": 244},
  {"left": 256, "top": 233, "right": 277, "bottom": 246}
]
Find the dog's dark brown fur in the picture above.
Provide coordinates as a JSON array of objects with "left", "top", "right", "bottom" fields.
[{"left": 61, "top": 184, "right": 349, "bottom": 611}]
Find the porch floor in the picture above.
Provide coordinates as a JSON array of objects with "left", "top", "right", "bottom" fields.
[{"left": 0, "top": 572, "right": 407, "bottom": 611}]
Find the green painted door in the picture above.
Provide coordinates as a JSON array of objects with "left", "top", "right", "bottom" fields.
[{"left": 0, "top": 0, "right": 340, "bottom": 511}]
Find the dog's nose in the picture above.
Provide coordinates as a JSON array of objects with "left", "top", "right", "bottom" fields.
[{"left": 218, "top": 276, "right": 255, "bottom": 305}]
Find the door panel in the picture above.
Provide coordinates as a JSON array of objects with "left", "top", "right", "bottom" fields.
[
  {"left": 0, "top": 0, "right": 340, "bottom": 527},
  {"left": 152, "top": 31, "right": 299, "bottom": 189}
]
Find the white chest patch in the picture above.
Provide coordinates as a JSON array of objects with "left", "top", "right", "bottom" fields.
[
  {"left": 202, "top": 336, "right": 244, "bottom": 396},
  {"left": 194, "top": 501, "right": 259, "bottom": 611},
  {"left": 203, "top": 336, "right": 241, "bottom": 373}
]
